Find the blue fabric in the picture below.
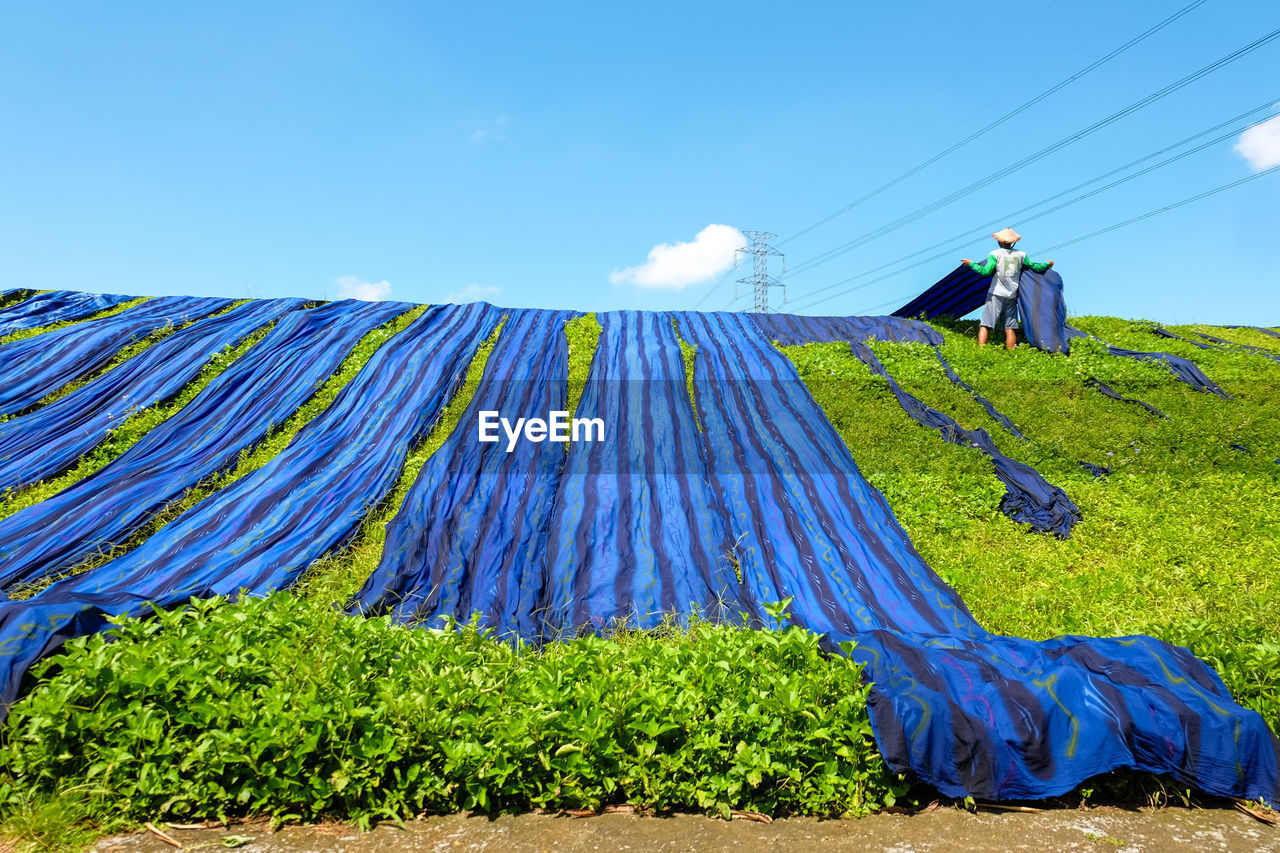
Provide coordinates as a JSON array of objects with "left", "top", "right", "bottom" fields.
[
  {"left": 892, "top": 266, "right": 1072, "bottom": 354},
  {"left": 1016, "top": 270, "right": 1071, "bottom": 353},
  {"left": 0, "top": 299, "right": 412, "bottom": 597},
  {"left": 0, "top": 291, "right": 133, "bottom": 337},
  {"left": 0, "top": 295, "right": 1275, "bottom": 806},
  {"left": 671, "top": 311, "right": 1276, "bottom": 803},
  {"left": 752, "top": 312, "right": 943, "bottom": 347},
  {"left": 0, "top": 296, "right": 231, "bottom": 416},
  {"left": 538, "top": 311, "right": 741, "bottom": 635},
  {"left": 0, "top": 298, "right": 305, "bottom": 492},
  {"left": 350, "top": 308, "right": 577, "bottom": 635},
  {"left": 1084, "top": 377, "right": 1170, "bottom": 420},
  {"left": 0, "top": 302, "right": 501, "bottom": 714},
  {"left": 849, "top": 343, "right": 1080, "bottom": 538}
]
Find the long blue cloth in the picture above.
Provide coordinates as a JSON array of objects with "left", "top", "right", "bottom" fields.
[
  {"left": 0, "top": 299, "right": 412, "bottom": 597},
  {"left": 672, "top": 311, "right": 1277, "bottom": 803},
  {"left": 537, "top": 311, "right": 741, "bottom": 635},
  {"left": 350, "top": 309, "right": 575, "bottom": 634},
  {"left": 0, "top": 291, "right": 132, "bottom": 337},
  {"left": 0, "top": 298, "right": 305, "bottom": 492},
  {"left": 0, "top": 296, "right": 231, "bottom": 416},
  {"left": 0, "top": 302, "right": 501, "bottom": 713},
  {"left": 1064, "top": 326, "right": 1229, "bottom": 398},
  {"left": 753, "top": 312, "right": 943, "bottom": 347},
  {"left": 892, "top": 266, "right": 1072, "bottom": 354}
]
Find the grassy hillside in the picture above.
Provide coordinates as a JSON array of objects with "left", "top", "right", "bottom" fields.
[
  {"left": 787, "top": 317, "right": 1280, "bottom": 732},
  {"left": 1, "top": 313, "right": 1277, "bottom": 847}
]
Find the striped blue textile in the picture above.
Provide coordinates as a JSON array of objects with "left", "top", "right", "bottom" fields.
[
  {"left": 0, "top": 296, "right": 1274, "bottom": 806},
  {"left": 0, "top": 298, "right": 305, "bottom": 492},
  {"left": 673, "top": 311, "right": 1277, "bottom": 804},
  {"left": 350, "top": 308, "right": 576, "bottom": 634},
  {"left": 1016, "top": 269, "right": 1071, "bottom": 354},
  {"left": 0, "top": 296, "right": 231, "bottom": 416},
  {"left": 0, "top": 299, "right": 412, "bottom": 597},
  {"left": 0, "top": 302, "right": 501, "bottom": 713},
  {"left": 892, "top": 266, "right": 1072, "bottom": 353},
  {"left": 1084, "top": 377, "right": 1169, "bottom": 420},
  {"left": 753, "top": 312, "right": 943, "bottom": 346},
  {"left": 537, "top": 311, "right": 742, "bottom": 635},
  {"left": 0, "top": 291, "right": 132, "bottom": 337}
]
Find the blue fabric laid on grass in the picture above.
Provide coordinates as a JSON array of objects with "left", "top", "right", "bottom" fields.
[
  {"left": 752, "top": 312, "right": 943, "bottom": 347},
  {"left": 0, "top": 302, "right": 501, "bottom": 714},
  {"left": 892, "top": 266, "right": 1072, "bottom": 354},
  {"left": 751, "top": 312, "right": 1026, "bottom": 439},
  {"left": 0, "top": 298, "right": 305, "bottom": 492},
  {"left": 1065, "top": 326, "right": 1228, "bottom": 397},
  {"left": 537, "top": 311, "right": 742, "bottom": 635},
  {"left": 0, "top": 297, "right": 1275, "bottom": 807},
  {"left": 1016, "top": 269, "right": 1071, "bottom": 354},
  {"left": 1084, "top": 377, "right": 1170, "bottom": 420},
  {"left": 350, "top": 308, "right": 577, "bottom": 635},
  {"left": 932, "top": 349, "right": 1026, "bottom": 439},
  {"left": 0, "top": 299, "right": 412, "bottom": 597},
  {"left": 0, "top": 290, "right": 133, "bottom": 337},
  {"left": 0, "top": 296, "right": 231, "bottom": 416},
  {"left": 672, "top": 311, "right": 1276, "bottom": 804},
  {"left": 1194, "top": 332, "right": 1280, "bottom": 364},
  {"left": 850, "top": 342, "right": 1080, "bottom": 538}
]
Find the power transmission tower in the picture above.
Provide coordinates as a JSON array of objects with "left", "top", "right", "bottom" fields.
[{"left": 735, "top": 231, "right": 786, "bottom": 313}]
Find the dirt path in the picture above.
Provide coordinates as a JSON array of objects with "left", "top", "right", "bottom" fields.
[{"left": 92, "top": 806, "right": 1278, "bottom": 853}]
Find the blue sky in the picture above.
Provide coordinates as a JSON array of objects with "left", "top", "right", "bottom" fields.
[{"left": 2, "top": 1, "right": 1277, "bottom": 323}]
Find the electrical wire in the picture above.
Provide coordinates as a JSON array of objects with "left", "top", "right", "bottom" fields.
[
  {"left": 823, "top": 164, "right": 1279, "bottom": 315},
  {"left": 776, "top": 0, "right": 1212, "bottom": 247},
  {"left": 781, "top": 25, "right": 1280, "bottom": 282},
  {"left": 784, "top": 102, "right": 1278, "bottom": 311}
]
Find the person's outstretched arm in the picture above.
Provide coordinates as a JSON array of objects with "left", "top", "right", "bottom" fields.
[
  {"left": 1023, "top": 255, "right": 1055, "bottom": 273},
  {"left": 960, "top": 253, "right": 998, "bottom": 275}
]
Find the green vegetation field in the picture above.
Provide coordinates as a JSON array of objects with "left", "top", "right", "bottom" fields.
[{"left": 1, "top": 312, "right": 1277, "bottom": 850}]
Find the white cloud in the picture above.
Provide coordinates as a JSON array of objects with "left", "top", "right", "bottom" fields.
[
  {"left": 610, "top": 224, "right": 747, "bottom": 290},
  {"left": 445, "top": 283, "right": 501, "bottom": 304},
  {"left": 1234, "top": 113, "right": 1280, "bottom": 172},
  {"left": 335, "top": 275, "right": 392, "bottom": 302}
]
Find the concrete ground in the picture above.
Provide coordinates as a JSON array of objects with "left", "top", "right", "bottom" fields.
[{"left": 90, "top": 804, "right": 1279, "bottom": 853}]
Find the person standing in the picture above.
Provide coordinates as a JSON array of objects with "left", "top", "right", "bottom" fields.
[{"left": 962, "top": 227, "right": 1054, "bottom": 349}]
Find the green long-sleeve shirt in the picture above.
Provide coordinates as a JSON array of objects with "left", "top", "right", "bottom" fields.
[
  {"left": 967, "top": 253, "right": 1052, "bottom": 276},
  {"left": 967, "top": 249, "right": 1051, "bottom": 299}
]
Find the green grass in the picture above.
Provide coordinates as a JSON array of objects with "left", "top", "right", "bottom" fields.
[
  {"left": 3, "top": 305, "right": 425, "bottom": 600},
  {"left": 564, "top": 313, "right": 602, "bottom": 420},
  {"left": 783, "top": 321, "right": 1280, "bottom": 732}
]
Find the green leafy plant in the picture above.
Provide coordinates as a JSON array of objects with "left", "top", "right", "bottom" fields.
[{"left": 0, "top": 594, "right": 902, "bottom": 833}]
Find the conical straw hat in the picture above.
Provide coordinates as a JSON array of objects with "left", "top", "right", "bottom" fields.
[{"left": 992, "top": 227, "right": 1022, "bottom": 243}]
